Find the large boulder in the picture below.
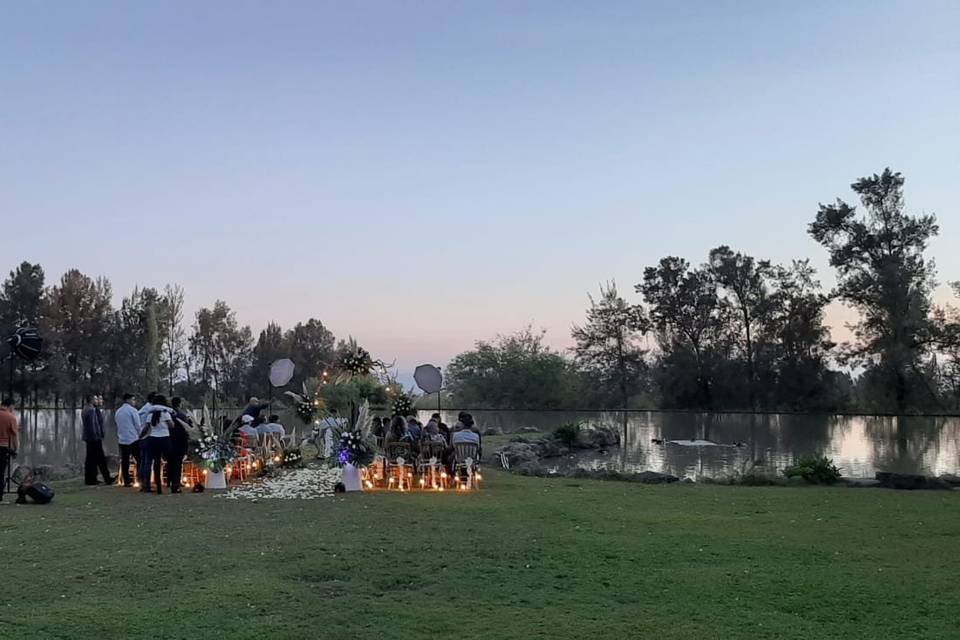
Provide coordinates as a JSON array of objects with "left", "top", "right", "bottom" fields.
[
  {"left": 497, "top": 442, "right": 541, "bottom": 466},
  {"left": 875, "top": 471, "right": 952, "bottom": 490},
  {"left": 537, "top": 440, "right": 571, "bottom": 458},
  {"left": 520, "top": 426, "right": 540, "bottom": 433},
  {"left": 575, "top": 426, "right": 620, "bottom": 450},
  {"left": 483, "top": 427, "right": 503, "bottom": 437}
]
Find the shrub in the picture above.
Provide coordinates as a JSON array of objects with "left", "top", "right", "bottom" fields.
[
  {"left": 553, "top": 423, "right": 580, "bottom": 447},
  {"left": 783, "top": 456, "right": 841, "bottom": 485}
]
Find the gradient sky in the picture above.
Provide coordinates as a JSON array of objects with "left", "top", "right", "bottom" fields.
[{"left": 2, "top": 1, "right": 958, "bottom": 381}]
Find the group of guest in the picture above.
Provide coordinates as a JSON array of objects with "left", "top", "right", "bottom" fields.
[
  {"left": 91, "top": 392, "right": 192, "bottom": 494},
  {"left": 374, "top": 411, "right": 482, "bottom": 466}
]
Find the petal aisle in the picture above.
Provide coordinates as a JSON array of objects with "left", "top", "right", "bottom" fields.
[{"left": 216, "top": 465, "right": 341, "bottom": 500}]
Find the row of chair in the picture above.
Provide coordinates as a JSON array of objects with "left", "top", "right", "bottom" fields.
[{"left": 364, "top": 441, "right": 482, "bottom": 491}]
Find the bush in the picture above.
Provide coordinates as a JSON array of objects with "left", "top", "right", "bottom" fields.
[
  {"left": 553, "top": 423, "right": 580, "bottom": 447},
  {"left": 784, "top": 456, "right": 841, "bottom": 485}
]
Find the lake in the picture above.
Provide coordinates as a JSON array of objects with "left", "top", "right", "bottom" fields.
[
  {"left": 10, "top": 407, "right": 960, "bottom": 478},
  {"left": 421, "top": 410, "right": 960, "bottom": 478}
]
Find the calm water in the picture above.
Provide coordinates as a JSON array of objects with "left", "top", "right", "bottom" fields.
[
  {"left": 11, "top": 408, "right": 960, "bottom": 478},
  {"left": 421, "top": 410, "right": 960, "bottom": 478}
]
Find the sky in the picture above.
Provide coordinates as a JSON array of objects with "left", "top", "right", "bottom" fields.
[{"left": 1, "top": 1, "right": 959, "bottom": 382}]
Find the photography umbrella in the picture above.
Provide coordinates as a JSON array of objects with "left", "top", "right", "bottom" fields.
[
  {"left": 7, "top": 327, "right": 43, "bottom": 362},
  {"left": 414, "top": 364, "right": 443, "bottom": 420}
]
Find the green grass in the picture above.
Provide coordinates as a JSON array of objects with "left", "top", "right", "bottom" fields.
[{"left": 1, "top": 470, "right": 958, "bottom": 639}]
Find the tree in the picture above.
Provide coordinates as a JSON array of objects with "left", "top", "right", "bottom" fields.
[
  {"left": 809, "top": 169, "right": 938, "bottom": 413},
  {"left": 159, "top": 284, "right": 187, "bottom": 395},
  {"left": 43, "top": 269, "right": 114, "bottom": 404},
  {"left": 768, "top": 261, "right": 846, "bottom": 410},
  {"left": 188, "top": 301, "right": 253, "bottom": 404},
  {"left": 447, "top": 327, "right": 583, "bottom": 409},
  {"left": 283, "top": 318, "right": 336, "bottom": 390},
  {"left": 0, "top": 262, "right": 46, "bottom": 401},
  {"left": 248, "top": 322, "right": 287, "bottom": 397},
  {"left": 708, "top": 246, "right": 776, "bottom": 409},
  {"left": 572, "top": 282, "right": 649, "bottom": 408},
  {"left": 0, "top": 261, "right": 45, "bottom": 329},
  {"left": 638, "top": 258, "right": 725, "bottom": 409}
]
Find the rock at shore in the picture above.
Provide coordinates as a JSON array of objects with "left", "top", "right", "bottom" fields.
[
  {"left": 875, "top": 471, "right": 952, "bottom": 490},
  {"left": 482, "top": 427, "right": 503, "bottom": 436},
  {"left": 497, "top": 442, "right": 541, "bottom": 466}
]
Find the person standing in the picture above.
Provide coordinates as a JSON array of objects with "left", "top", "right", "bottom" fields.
[
  {"left": 82, "top": 394, "right": 114, "bottom": 485},
  {"left": 168, "top": 397, "right": 192, "bottom": 493},
  {"left": 114, "top": 393, "right": 142, "bottom": 487},
  {"left": 140, "top": 394, "right": 173, "bottom": 495},
  {"left": 0, "top": 398, "right": 19, "bottom": 503},
  {"left": 138, "top": 392, "right": 159, "bottom": 488}
]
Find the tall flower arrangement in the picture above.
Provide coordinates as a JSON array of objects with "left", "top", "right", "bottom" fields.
[
  {"left": 328, "top": 400, "right": 378, "bottom": 468},
  {"left": 190, "top": 419, "right": 238, "bottom": 473}
]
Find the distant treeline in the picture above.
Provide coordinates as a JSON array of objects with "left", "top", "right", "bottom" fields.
[
  {"left": 445, "top": 169, "right": 960, "bottom": 415},
  {"left": 0, "top": 269, "right": 348, "bottom": 409}
]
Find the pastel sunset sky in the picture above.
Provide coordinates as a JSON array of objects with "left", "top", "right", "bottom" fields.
[{"left": 2, "top": 1, "right": 958, "bottom": 380}]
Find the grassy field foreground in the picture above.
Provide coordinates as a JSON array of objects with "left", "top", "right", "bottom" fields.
[{"left": 1, "top": 469, "right": 958, "bottom": 639}]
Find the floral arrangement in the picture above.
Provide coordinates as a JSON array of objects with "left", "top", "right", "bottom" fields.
[
  {"left": 282, "top": 447, "right": 304, "bottom": 468},
  {"left": 334, "top": 337, "right": 391, "bottom": 381},
  {"left": 285, "top": 383, "right": 326, "bottom": 425},
  {"left": 391, "top": 392, "right": 414, "bottom": 417},
  {"left": 339, "top": 347, "right": 373, "bottom": 377},
  {"left": 190, "top": 422, "right": 237, "bottom": 473},
  {"left": 328, "top": 400, "right": 378, "bottom": 468}
]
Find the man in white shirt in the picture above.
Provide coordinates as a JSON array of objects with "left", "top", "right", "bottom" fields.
[{"left": 114, "top": 393, "right": 142, "bottom": 487}]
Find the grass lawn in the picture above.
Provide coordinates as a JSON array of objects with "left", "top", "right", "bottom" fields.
[{"left": 1, "top": 469, "right": 958, "bottom": 639}]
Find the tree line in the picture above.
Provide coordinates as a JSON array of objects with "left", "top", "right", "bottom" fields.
[
  {"left": 0, "top": 269, "right": 343, "bottom": 411},
  {"left": 446, "top": 169, "right": 960, "bottom": 414}
]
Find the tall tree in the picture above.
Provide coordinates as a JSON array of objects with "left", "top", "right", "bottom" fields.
[
  {"left": 638, "top": 257, "right": 724, "bottom": 409},
  {"left": 189, "top": 301, "right": 253, "bottom": 404},
  {"left": 43, "top": 270, "right": 114, "bottom": 404},
  {"left": 159, "top": 284, "right": 187, "bottom": 395},
  {"left": 0, "top": 262, "right": 46, "bottom": 401},
  {"left": 572, "top": 282, "right": 649, "bottom": 408},
  {"left": 283, "top": 318, "right": 336, "bottom": 389},
  {"left": 248, "top": 322, "right": 287, "bottom": 397},
  {"left": 0, "top": 261, "right": 45, "bottom": 329},
  {"left": 708, "top": 246, "right": 776, "bottom": 409},
  {"left": 809, "top": 169, "right": 938, "bottom": 412}
]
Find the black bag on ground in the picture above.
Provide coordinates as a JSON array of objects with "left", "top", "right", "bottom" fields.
[{"left": 16, "top": 482, "right": 54, "bottom": 505}]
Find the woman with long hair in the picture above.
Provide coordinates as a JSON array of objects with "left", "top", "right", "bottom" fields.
[{"left": 140, "top": 393, "right": 173, "bottom": 495}]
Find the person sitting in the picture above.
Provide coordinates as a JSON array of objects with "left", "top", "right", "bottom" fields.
[
  {"left": 384, "top": 415, "right": 413, "bottom": 450},
  {"left": 431, "top": 412, "right": 451, "bottom": 444},
  {"left": 238, "top": 414, "right": 259, "bottom": 439},
  {"left": 258, "top": 415, "right": 286, "bottom": 437},
  {"left": 421, "top": 420, "right": 446, "bottom": 444},
  {"left": 406, "top": 416, "right": 422, "bottom": 440},
  {"left": 452, "top": 413, "right": 481, "bottom": 459}
]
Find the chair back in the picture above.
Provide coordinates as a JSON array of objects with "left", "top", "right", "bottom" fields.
[
  {"left": 454, "top": 442, "right": 479, "bottom": 463},
  {"left": 419, "top": 441, "right": 445, "bottom": 462},
  {"left": 385, "top": 442, "right": 411, "bottom": 462}
]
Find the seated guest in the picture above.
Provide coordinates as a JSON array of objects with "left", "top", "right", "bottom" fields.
[
  {"left": 259, "top": 415, "right": 286, "bottom": 437},
  {"left": 406, "top": 416, "right": 422, "bottom": 440},
  {"left": 384, "top": 415, "right": 413, "bottom": 449},
  {"left": 431, "top": 412, "right": 451, "bottom": 443},
  {"left": 452, "top": 413, "right": 481, "bottom": 459},
  {"left": 238, "top": 414, "right": 259, "bottom": 439},
  {"left": 421, "top": 420, "right": 446, "bottom": 444}
]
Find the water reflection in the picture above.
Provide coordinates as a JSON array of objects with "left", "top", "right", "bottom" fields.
[
  {"left": 421, "top": 409, "right": 960, "bottom": 477},
  {"left": 14, "top": 408, "right": 959, "bottom": 477}
]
